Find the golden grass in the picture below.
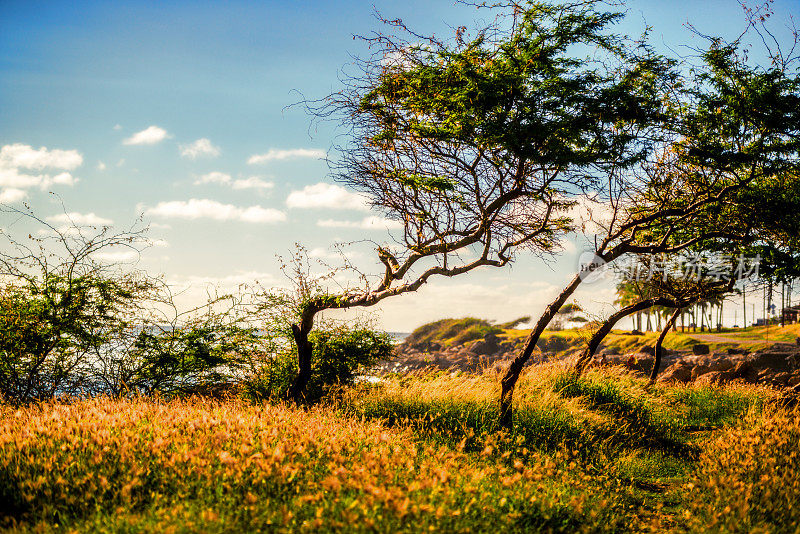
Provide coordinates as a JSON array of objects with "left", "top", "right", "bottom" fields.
[
  {"left": 0, "top": 395, "right": 630, "bottom": 533},
  {"left": 0, "top": 364, "right": 794, "bottom": 533},
  {"left": 685, "top": 404, "right": 800, "bottom": 533}
]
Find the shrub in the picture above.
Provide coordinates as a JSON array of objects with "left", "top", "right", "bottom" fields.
[
  {"left": 242, "top": 325, "right": 393, "bottom": 402},
  {"left": 0, "top": 274, "right": 154, "bottom": 403}
]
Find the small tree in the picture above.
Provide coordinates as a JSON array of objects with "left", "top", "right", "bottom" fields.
[
  {"left": 0, "top": 204, "right": 156, "bottom": 402},
  {"left": 574, "top": 253, "right": 739, "bottom": 377}
]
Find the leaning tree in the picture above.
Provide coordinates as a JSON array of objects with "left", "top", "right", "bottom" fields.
[
  {"left": 498, "top": 11, "right": 800, "bottom": 427},
  {"left": 286, "top": 0, "right": 676, "bottom": 401}
]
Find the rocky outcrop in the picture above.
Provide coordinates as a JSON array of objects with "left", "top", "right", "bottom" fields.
[{"left": 656, "top": 344, "right": 800, "bottom": 388}]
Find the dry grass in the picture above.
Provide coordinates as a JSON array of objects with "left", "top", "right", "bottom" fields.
[{"left": 0, "top": 363, "right": 794, "bottom": 533}]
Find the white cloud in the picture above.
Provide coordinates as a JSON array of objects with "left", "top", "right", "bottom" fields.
[
  {"left": 50, "top": 172, "right": 77, "bottom": 186},
  {"left": 113, "top": 124, "right": 122, "bottom": 131},
  {"left": 0, "top": 188, "right": 27, "bottom": 203},
  {"left": 0, "top": 144, "right": 82, "bottom": 192},
  {"left": 97, "top": 161, "right": 106, "bottom": 171},
  {"left": 194, "top": 172, "right": 231, "bottom": 185},
  {"left": 0, "top": 143, "right": 83, "bottom": 171},
  {"left": 144, "top": 199, "right": 286, "bottom": 223},
  {"left": 247, "top": 148, "right": 325, "bottom": 164},
  {"left": 47, "top": 212, "right": 113, "bottom": 227},
  {"left": 232, "top": 176, "right": 274, "bottom": 190},
  {"left": 194, "top": 172, "right": 273, "bottom": 192},
  {"left": 286, "top": 183, "right": 369, "bottom": 211},
  {"left": 180, "top": 138, "right": 221, "bottom": 159},
  {"left": 123, "top": 126, "right": 170, "bottom": 146},
  {"left": 317, "top": 216, "right": 402, "bottom": 230}
]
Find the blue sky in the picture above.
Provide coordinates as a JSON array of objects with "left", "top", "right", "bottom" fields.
[{"left": 1, "top": 0, "right": 797, "bottom": 331}]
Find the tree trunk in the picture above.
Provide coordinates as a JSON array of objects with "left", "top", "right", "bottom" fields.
[
  {"left": 743, "top": 284, "right": 747, "bottom": 327},
  {"left": 636, "top": 312, "right": 642, "bottom": 331},
  {"left": 646, "top": 311, "right": 652, "bottom": 332},
  {"left": 500, "top": 272, "right": 584, "bottom": 429},
  {"left": 575, "top": 297, "right": 677, "bottom": 375},
  {"left": 286, "top": 306, "right": 318, "bottom": 403},
  {"left": 781, "top": 283, "right": 785, "bottom": 327},
  {"left": 649, "top": 308, "right": 681, "bottom": 385}
]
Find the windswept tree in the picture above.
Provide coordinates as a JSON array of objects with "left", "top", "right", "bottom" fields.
[
  {"left": 574, "top": 253, "right": 739, "bottom": 379},
  {"left": 287, "top": 0, "right": 676, "bottom": 401},
  {"left": 499, "top": 10, "right": 800, "bottom": 427}
]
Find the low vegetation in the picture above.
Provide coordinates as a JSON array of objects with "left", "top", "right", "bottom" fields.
[
  {"left": 1, "top": 362, "right": 794, "bottom": 533},
  {"left": 404, "top": 318, "right": 503, "bottom": 349}
]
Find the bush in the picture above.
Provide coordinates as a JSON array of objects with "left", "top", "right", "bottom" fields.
[
  {"left": 242, "top": 325, "right": 393, "bottom": 402},
  {"left": 537, "top": 334, "right": 570, "bottom": 353},
  {"left": 0, "top": 274, "right": 154, "bottom": 403}
]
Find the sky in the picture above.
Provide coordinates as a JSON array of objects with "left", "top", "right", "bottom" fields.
[{"left": 1, "top": 0, "right": 798, "bottom": 332}]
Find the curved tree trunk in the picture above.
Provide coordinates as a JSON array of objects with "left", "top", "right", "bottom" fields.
[
  {"left": 575, "top": 297, "right": 675, "bottom": 375},
  {"left": 499, "top": 272, "right": 584, "bottom": 429},
  {"left": 286, "top": 305, "right": 318, "bottom": 403},
  {"left": 649, "top": 308, "right": 681, "bottom": 385}
]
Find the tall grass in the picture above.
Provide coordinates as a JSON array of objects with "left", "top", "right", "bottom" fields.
[
  {"left": 685, "top": 405, "right": 800, "bottom": 533},
  {"left": 1, "top": 397, "right": 638, "bottom": 533},
  {"left": 0, "top": 363, "right": 790, "bottom": 533}
]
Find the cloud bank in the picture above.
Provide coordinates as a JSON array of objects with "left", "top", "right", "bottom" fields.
[
  {"left": 247, "top": 148, "right": 324, "bottom": 164},
  {"left": 286, "top": 183, "right": 369, "bottom": 211}
]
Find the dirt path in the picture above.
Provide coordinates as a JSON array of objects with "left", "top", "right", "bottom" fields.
[{"left": 688, "top": 333, "right": 771, "bottom": 345}]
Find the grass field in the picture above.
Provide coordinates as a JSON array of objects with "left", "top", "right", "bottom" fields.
[{"left": 2, "top": 363, "right": 798, "bottom": 533}]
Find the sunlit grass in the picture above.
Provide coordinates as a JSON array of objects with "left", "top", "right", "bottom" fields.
[{"left": 0, "top": 364, "right": 794, "bottom": 533}]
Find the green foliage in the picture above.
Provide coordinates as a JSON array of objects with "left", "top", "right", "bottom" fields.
[
  {"left": 242, "top": 325, "right": 393, "bottom": 402},
  {"left": 126, "top": 324, "right": 259, "bottom": 396},
  {"left": 392, "top": 171, "right": 455, "bottom": 193},
  {"left": 359, "top": 2, "right": 670, "bottom": 165},
  {"left": 404, "top": 318, "right": 502, "bottom": 348},
  {"left": 0, "top": 274, "right": 152, "bottom": 403}
]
